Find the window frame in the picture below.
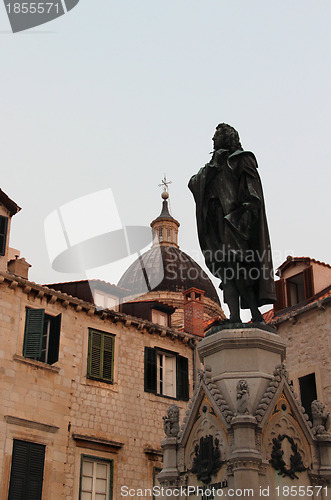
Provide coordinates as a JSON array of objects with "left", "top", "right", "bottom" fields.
[
  {"left": 87, "top": 328, "right": 115, "bottom": 384},
  {"left": 23, "top": 308, "right": 61, "bottom": 365},
  {"left": 79, "top": 454, "right": 113, "bottom": 500},
  {"left": 144, "top": 346, "right": 189, "bottom": 401}
]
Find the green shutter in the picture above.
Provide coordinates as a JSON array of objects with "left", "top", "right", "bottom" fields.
[
  {"left": 0, "top": 215, "right": 8, "bottom": 256},
  {"left": 8, "top": 440, "right": 45, "bottom": 500},
  {"left": 144, "top": 347, "right": 157, "bottom": 393},
  {"left": 47, "top": 314, "right": 61, "bottom": 365},
  {"left": 176, "top": 355, "right": 189, "bottom": 401},
  {"left": 102, "top": 333, "right": 114, "bottom": 382},
  {"left": 23, "top": 309, "right": 44, "bottom": 359},
  {"left": 88, "top": 330, "right": 114, "bottom": 383}
]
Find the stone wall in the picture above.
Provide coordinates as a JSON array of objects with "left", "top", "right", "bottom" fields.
[
  {"left": 0, "top": 275, "right": 195, "bottom": 499},
  {"left": 277, "top": 306, "right": 331, "bottom": 409}
]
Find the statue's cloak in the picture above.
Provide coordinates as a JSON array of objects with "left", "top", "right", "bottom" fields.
[{"left": 188, "top": 149, "right": 276, "bottom": 307}]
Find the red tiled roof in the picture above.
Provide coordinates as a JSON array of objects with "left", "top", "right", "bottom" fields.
[
  {"left": 203, "top": 315, "right": 225, "bottom": 331},
  {"left": 264, "top": 286, "right": 331, "bottom": 324},
  {"left": 45, "top": 279, "right": 131, "bottom": 293},
  {"left": 277, "top": 256, "right": 331, "bottom": 275},
  {"left": 0, "top": 189, "right": 21, "bottom": 216}
]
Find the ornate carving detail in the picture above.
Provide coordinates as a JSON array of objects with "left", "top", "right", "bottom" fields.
[
  {"left": 255, "top": 363, "right": 312, "bottom": 427},
  {"left": 269, "top": 434, "right": 307, "bottom": 479},
  {"left": 236, "top": 380, "right": 250, "bottom": 415},
  {"left": 311, "top": 400, "right": 331, "bottom": 436},
  {"left": 177, "top": 446, "right": 185, "bottom": 469},
  {"left": 255, "top": 430, "right": 262, "bottom": 451},
  {"left": 163, "top": 405, "right": 180, "bottom": 438},
  {"left": 191, "top": 435, "right": 223, "bottom": 484}
]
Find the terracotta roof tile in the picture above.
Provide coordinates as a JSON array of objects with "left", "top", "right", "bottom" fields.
[
  {"left": 264, "top": 286, "right": 331, "bottom": 324},
  {"left": 277, "top": 256, "right": 331, "bottom": 275}
]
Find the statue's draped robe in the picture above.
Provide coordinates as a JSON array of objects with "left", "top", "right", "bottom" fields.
[{"left": 188, "top": 149, "right": 276, "bottom": 308}]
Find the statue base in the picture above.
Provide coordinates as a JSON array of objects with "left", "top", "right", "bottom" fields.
[{"left": 205, "top": 321, "right": 277, "bottom": 337}]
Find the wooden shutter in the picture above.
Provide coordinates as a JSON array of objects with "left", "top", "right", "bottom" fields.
[
  {"left": 8, "top": 440, "right": 45, "bottom": 500},
  {"left": 48, "top": 314, "right": 61, "bottom": 365},
  {"left": 176, "top": 355, "right": 189, "bottom": 401},
  {"left": 102, "top": 333, "right": 114, "bottom": 382},
  {"left": 0, "top": 215, "right": 8, "bottom": 256},
  {"left": 303, "top": 266, "right": 314, "bottom": 300},
  {"left": 144, "top": 347, "right": 157, "bottom": 393},
  {"left": 23, "top": 309, "right": 44, "bottom": 359},
  {"left": 88, "top": 330, "right": 114, "bottom": 382},
  {"left": 273, "top": 279, "right": 286, "bottom": 312}
]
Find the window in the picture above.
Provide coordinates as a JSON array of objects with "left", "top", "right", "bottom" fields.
[
  {"left": 299, "top": 373, "right": 317, "bottom": 422},
  {"left": 23, "top": 308, "right": 61, "bottom": 365},
  {"left": 87, "top": 329, "right": 114, "bottom": 383},
  {"left": 94, "top": 291, "right": 118, "bottom": 311},
  {"left": 0, "top": 215, "right": 8, "bottom": 256},
  {"left": 274, "top": 267, "right": 314, "bottom": 312},
  {"left": 144, "top": 347, "right": 189, "bottom": 400},
  {"left": 80, "top": 456, "right": 113, "bottom": 500},
  {"left": 151, "top": 309, "right": 168, "bottom": 327},
  {"left": 8, "top": 440, "right": 45, "bottom": 500},
  {"left": 158, "top": 227, "right": 163, "bottom": 242},
  {"left": 167, "top": 228, "right": 171, "bottom": 242}
]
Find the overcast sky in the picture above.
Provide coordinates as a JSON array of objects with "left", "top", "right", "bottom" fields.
[{"left": 1, "top": 1, "right": 330, "bottom": 316}]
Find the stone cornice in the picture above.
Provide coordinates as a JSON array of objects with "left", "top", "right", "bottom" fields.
[
  {"left": 0, "top": 271, "right": 196, "bottom": 346},
  {"left": 72, "top": 433, "right": 124, "bottom": 453},
  {"left": 4, "top": 415, "right": 59, "bottom": 433},
  {"left": 198, "top": 328, "right": 286, "bottom": 362}
]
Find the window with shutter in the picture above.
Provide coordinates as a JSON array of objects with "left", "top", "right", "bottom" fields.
[
  {"left": 79, "top": 455, "right": 113, "bottom": 500},
  {"left": 144, "top": 347, "right": 189, "bottom": 400},
  {"left": 87, "top": 329, "right": 114, "bottom": 383},
  {"left": 8, "top": 440, "right": 45, "bottom": 500},
  {"left": 0, "top": 215, "right": 8, "bottom": 256},
  {"left": 23, "top": 309, "right": 61, "bottom": 365}
]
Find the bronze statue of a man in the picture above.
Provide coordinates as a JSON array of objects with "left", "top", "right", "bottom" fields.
[{"left": 189, "top": 123, "right": 276, "bottom": 323}]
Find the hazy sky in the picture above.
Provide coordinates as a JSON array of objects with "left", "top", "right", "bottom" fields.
[{"left": 1, "top": 1, "right": 330, "bottom": 316}]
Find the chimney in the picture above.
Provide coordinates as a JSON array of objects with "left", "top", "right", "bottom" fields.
[
  {"left": 183, "top": 287, "right": 205, "bottom": 337},
  {"left": 7, "top": 256, "right": 31, "bottom": 279}
]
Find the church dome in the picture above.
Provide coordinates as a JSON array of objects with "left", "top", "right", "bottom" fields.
[
  {"left": 117, "top": 177, "right": 224, "bottom": 327},
  {"left": 118, "top": 245, "right": 220, "bottom": 305}
]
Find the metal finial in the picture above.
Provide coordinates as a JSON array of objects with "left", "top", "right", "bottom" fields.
[{"left": 158, "top": 174, "right": 172, "bottom": 195}]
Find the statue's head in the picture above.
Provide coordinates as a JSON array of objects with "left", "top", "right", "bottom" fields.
[{"left": 213, "top": 123, "right": 243, "bottom": 153}]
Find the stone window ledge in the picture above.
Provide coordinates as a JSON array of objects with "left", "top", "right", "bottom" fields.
[
  {"left": 82, "top": 378, "right": 119, "bottom": 393},
  {"left": 4, "top": 415, "right": 59, "bottom": 433},
  {"left": 72, "top": 433, "right": 124, "bottom": 453},
  {"left": 13, "top": 354, "right": 60, "bottom": 373}
]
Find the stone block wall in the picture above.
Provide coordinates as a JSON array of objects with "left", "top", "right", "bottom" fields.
[{"left": 0, "top": 277, "right": 194, "bottom": 499}]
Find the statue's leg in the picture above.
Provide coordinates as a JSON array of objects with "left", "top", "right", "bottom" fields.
[
  {"left": 235, "top": 268, "right": 264, "bottom": 323},
  {"left": 222, "top": 280, "right": 241, "bottom": 323}
]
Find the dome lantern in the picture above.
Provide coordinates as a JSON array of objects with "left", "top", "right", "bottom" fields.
[{"left": 151, "top": 175, "right": 180, "bottom": 248}]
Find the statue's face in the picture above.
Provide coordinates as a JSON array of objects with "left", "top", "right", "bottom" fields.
[{"left": 212, "top": 128, "right": 226, "bottom": 150}]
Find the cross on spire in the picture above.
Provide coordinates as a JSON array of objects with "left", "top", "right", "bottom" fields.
[{"left": 158, "top": 174, "right": 172, "bottom": 193}]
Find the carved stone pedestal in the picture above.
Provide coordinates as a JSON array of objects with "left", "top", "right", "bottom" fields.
[{"left": 158, "top": 328, "right": 331, "bottom": 499}]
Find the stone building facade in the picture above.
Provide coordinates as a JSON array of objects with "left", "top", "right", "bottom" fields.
[
  {"left": 0, "top": 188, "right": 203, "bottom": 499},
  {"left": 265, "top": 256, "right": 331, "bottom": 417},
  {"left": 0, "top": 268, "right": 197, "bottom": 500}
]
